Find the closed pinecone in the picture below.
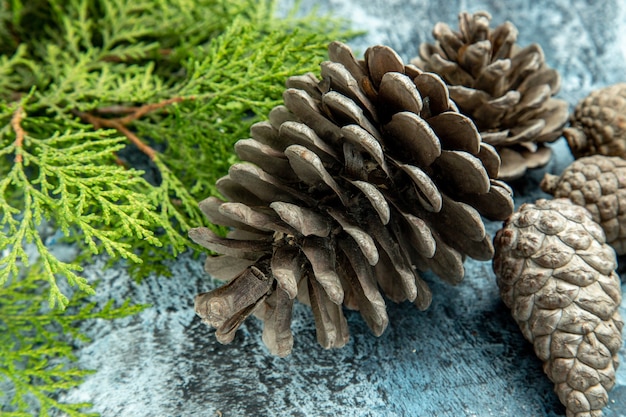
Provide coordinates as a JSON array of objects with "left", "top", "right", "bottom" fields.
[
  {"left": 564, "top": 83, "right": 626, "bottom": 159},
  {"left": 189, "top": 41, "right": 514, "bottom": 356},
  {"left": 540, "top": 155, "right": 626, "bottom": 255},
  {"left": 493, "top": 198, "right": 623, "bottom": 417},
  {"left": 412, "top": 11, "right": 569, "bottom": 181}
]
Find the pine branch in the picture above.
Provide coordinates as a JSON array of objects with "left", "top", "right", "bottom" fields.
[
  {"left": 1, "top": 0, "right": 356, "bottom": 307},
  {"left": 1, "top": 102, "right": 161, "bottom": 308},
  {"left": 0, "top": 0, "right": 358, "bottom": 413},
  {"left": 0, "top": 264, "right": 146, "bottom": 417}
]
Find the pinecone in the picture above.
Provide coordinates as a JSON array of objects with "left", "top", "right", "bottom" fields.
[
  {"left": 564, "top": 83, "right": 626, "bottom": 159},
  {"left": 190, "top": 41, "right": 514, "bottom": 356},
  {"left": 541, "top": 155, "right": 626, "bottom": 255},
  {"left": 493, "top": 198, "right": 623, "bottom": 417},
  {"left": 412, "top": 11, "right": 569, "bottom": 181}
]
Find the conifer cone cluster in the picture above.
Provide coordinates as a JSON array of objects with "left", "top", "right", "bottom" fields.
[
  {"left": 564, "top": 83, "right": 626, "bottom": 159},
  {"left": 493, "top": 198, "right": 623, "bottom": 417},
  {"left": 190, "top": 41, "right": 514, "bottom": 356},
  {"left": 541, "top": 155, "right": 626, "bottom": 256},
  {"left": 412, "top": 11, "right": 569, "bottom": 181}
]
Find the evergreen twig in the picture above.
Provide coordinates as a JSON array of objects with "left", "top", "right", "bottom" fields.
[
  {"left": 0, "top": 265, "right": 147, "bottom": 417},
  {"left": 0, "top": 0, "right": 358, "bottom": 414},
  {"left": 1, "top": 0, "right": 355, "bottom": 304}
]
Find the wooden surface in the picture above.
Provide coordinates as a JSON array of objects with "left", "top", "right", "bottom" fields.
[{"left": 55, "top": 1, "right": 626, "bottom": 416}]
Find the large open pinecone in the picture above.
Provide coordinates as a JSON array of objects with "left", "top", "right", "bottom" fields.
[
  {"left": 190, "top": 41, "right": 514, "bottom": 356},
  {"left": 494, "top": 198, "right": 623, "bottom": 417},
  {"left": 564, "top": 83, "right": 626, "bottom": 159},
  {"left": 412, "top": 11, "right": 569, "bottom": 181}
]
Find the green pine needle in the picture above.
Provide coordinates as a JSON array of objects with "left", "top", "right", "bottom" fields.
[
  {"left": 0, "top": 0, "right": 358, "bottom": 414},
  {"left": 0, "top": 264, "right": 147, "bottom": 416},
  {"left": 1, "top": 0, "right": 357, "bottom": 308},
  {"left": 1, "top": 102, "right": 159, "bottom": 308}
]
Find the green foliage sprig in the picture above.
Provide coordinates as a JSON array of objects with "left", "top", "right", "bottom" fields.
[
  {"left": 0, "top": 0, "right": 356, "bottom": 308},
  {"left": 0, "top": 0, "right": 356, "bottom": 415},
  {"left": 0, "top": 264, "right": 146, "bottom": 417}
]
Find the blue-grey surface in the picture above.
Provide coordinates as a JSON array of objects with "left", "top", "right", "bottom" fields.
[{"left": 55, "top": 1, "right": 626, "bottom": 416}]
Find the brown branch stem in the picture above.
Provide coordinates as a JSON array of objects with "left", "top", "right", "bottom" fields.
[
  {"left": 74, "top": 96, "right": 193, "bottom": 161},
  {"left": 113, "top": 121, "right": 158, "bottom": 160},
  {"left": 75, "top": 110, "right": 158, "bottom": 160},
  {"left": 117, "top": 96, "right": 190, "bottom": 125},
  {"left": 11, "top": 105, "right": 26, "bottom": 164},
  {"left": 95, "top": 105, "right": 142, "bottom": 115},
  {"left": 100, "top": 48, "right": 172, "bottom": 63},
  {"left": 113, "top": 153, "right": 129, "bottom": 167}
]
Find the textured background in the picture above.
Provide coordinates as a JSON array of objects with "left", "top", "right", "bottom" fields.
[{"left": 55, "top": 0, "right": 626, "bottom": 416}]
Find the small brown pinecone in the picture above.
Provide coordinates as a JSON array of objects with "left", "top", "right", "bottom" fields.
[
  {"left": 190, "top": 41, "right": 515, "bottom": 356},
  {"left": 540, "top": 155, "right": 626, "bottom": 255},
  {"left": 564, "top": 83, "right": 626, "bottom": 159},
  {"left": 493, "top": 198, "right": 623, "bottom": 417},
  {"left": 412, "top": 11, "right": 569, "bottom": 181}
]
